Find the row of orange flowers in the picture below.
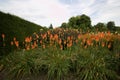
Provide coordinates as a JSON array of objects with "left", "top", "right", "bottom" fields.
[
  {"left": 1, "top": 29, "right": 120, "bottom": 50},
  {"left": 1, "top": 34, "right": 19, "bottom": 48}
]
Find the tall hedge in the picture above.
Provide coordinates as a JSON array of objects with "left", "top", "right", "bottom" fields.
[{"left": 0, "top": 11, "right": 43, "bottom": 57}]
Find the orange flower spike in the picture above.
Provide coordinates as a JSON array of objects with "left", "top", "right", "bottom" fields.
[
  {"left": 40, "top": 40, "right": 42, "bottom": 44},
  {"left": 100, "top": 32, "right": 105, "bottom": 38},
  {"left": 75, "top": 39, "right": 78, "bottom": 43},
  {"left": 15, "top": 41, "right": 19, "bottom": 48},
  {"left": 58, "top": 38, "right": 62, "bottom": 44},
  {"left": 27, "top": 37, "right": 30, "bottom": 42},
  {"left": 2, "top": 34, "right": 5, "bottom": 39},
  {"left": 29, "top": 36, "right": 32, "bottom": 41},
  {"left": 28, "top": 37, "right": 31, "bottom": 42},
  {"left": 42, "top": 44, "right": 46, "bottom": 49},
  {"left": 44, "top": 33, "right": 47, "bottom": 38},
  {"left": 87, "top": 39, "right": 91, "bottom": 46},
  {"left": 31, "top": 44, "right": 35, "bottom": 49},
  {"left": 50, "top": 34, "right": 53, "bottom": 40},
  {"left": 102, "top": 42, "right": 105, "bottom": 47},
  {"left": 108, "top": 43, "right": 111, "bottom": 49},
  {"left": 83, "top": 39, "right": 86, "bottom": 43},
  {"left": 95, "top": 36, "right": 99, "bottom": 42},
  {"left": 67, "top": 43, "right": 72, "bottom": 48},
  {"left": 90, "top": 35, "right": 95, "bottom": 40},
  {"left": 25, "top": 37, "right": 27, "bottom": 42},
  {"left": 69, "top": 40, "right": 72, "bottom": 45},
  {"left": 41, "top": 34, "right": 44, "bottom": 39},
  {"left": 25, "top": 37, "right": 30, "bottom": 43},
  {"left": 71, "top": 36, "right": 73, "bottom": 40},
  {"left": 13, "top": 37, "right": 16, "bottom": 41},
  {"left": 64, "top": 40, "right": 67, "bottom": 44},
  {"left": 107, "top": 31, "right": 111, "bottom": 36},
  {"left": 60, "top": 45, "right": 63, "bottom": 50},
  {"left": 11, "top": 41, "right": 14, "bottom": 45},
  {"left": 84, "top": 45, "right": 87, "bottom": 49},
  {"left": 78, "top": 34, "right": 81, "bottom": 39},
  {"left": 54, "top": 34, "right": 58, "bottom": 40},
  {"left": 34, "top": 41, "right": 37, "bottom": 47},
  {"left": 40, "top": 34, "right": 43, "bottom": 37},
  {"left": 47, "top": 30, "right": 50, "bottom": 35},
  {"left": 26, "top": 46, "right": 30, "bottom": 50},
  {"left": 36, "top": 34, "right": 39, "bottom": 39},
  {"left": 67, "top": 43, "right": 69, "bottom": 47},
  {"left": 67, "top": 36, "right": 71, "bottom": 41}
]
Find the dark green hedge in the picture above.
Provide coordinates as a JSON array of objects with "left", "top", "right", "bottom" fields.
[{"left": 0, "top": 11, "right": 44, "bottom": 57}]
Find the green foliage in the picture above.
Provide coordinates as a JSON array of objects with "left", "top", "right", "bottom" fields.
[
  {"left": 60, "top": 22, "right": 68, "bottom": 29},
  {"left": 77, "top": 14, "right": 91, "bottom": 30},
  {"left": 0, "top": 11, "right": 44, "bottom": 57},
  {"left": 35, "top": 47, "right": 71, "bottom": 80},
  {"left": 64, "top": 14, "right": 92, "bottom": 30},
  {"left": 0, "top": 50, "right": 37, "bottom": 80},
  {"left": 114, "top": 27, "right": 120, "bottom": 33},
  {"left": 49, "top": 24, "right": 53, "bottom": 29},
  {"left": 68, "top": 16, "right": 77, "bottom": 28},
  {"left": 107, "top": 21, "right": 115, "bottom": 31},
  {"left": 0, "top": 11, "right": 120, "bottom": 80},
  {"left": 94, "top": 22, "right": 107, "bottom": 31},
  {"left": 75, "top": 47, "right": 118, "bottom": 80},
  {"left": 1, "top": 44, "right": 119, "bottom": 80}
]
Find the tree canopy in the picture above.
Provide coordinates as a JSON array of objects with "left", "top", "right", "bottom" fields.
[
  {"left": 94, "top": 22, "right": 107, "bottom": 31},
  {"left": 61, "top": 14, "right": 91, "bottom": 31},
  {"left": 107, "top": 21, "right": 115, "bottom": 31},
  {"left": 49, "top": 24, "right": 53, "bottom": 29},
  {"left": 61, "top": 22, "right": 68, "bottom": 29}
]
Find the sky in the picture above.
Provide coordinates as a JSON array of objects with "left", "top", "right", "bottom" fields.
[{"left": 0, "top": 0, "right": 120, "bottom": 27}]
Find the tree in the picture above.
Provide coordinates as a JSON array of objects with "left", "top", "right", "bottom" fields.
[
  {"left": 107, "top": 21, "right": 115, "bottom": 31},
  {"left": 61, "top": 22, "right": 68, "bottom": 29},
  {"left": 94, "top": 22, "right": 107, "bottom": 31},
  {"left": 78, "top": 14, "right": 91, "bottom": 30},
  {"left": 68, "top": 16, "right": 76, "bottom": 28},
  {"left": 49, "top": 24, "right": 53, "bottom": 29},
  {"left": 68, "top": 14, "right": 91, "bottom": 30}
]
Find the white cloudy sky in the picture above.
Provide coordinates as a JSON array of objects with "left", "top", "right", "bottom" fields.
[{"left": 0, "top": 0, "right": 120, "bottom": 27}]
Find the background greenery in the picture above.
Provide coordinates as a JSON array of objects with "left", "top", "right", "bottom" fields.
[
  {"left": 0, "top": 11, "right": 120, "bottom": 80},
  {"left": 0, "top": 11, "right": 46, "bottom": 57}
]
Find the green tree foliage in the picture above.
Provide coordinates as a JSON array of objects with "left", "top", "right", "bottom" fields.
[
  {"left": 68, "top": 14, "right": 91, "bottom": 31},
  {"left": 49, "top": 24, "right": 53, "bottom": 29},
  {"left": 107, "top": 21, "right": 115, "bottom": 31},
  {"left": 68, "top": 16, "right": 77, "bottom": 28},
  {"left": 77, "top": 14, "right": 91, "bottom": 29},
  {"left": 61, "top": 22, "right": 68, "bottom": 29},
  {"left": 94, "top": 22, "right": 107, "bottom": 31},
  {"left": 114, "top": 27, "right": 120, "bottom": 33},
  {"left": 0, "top": 11, "right": 44, "bottom": 57}
]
